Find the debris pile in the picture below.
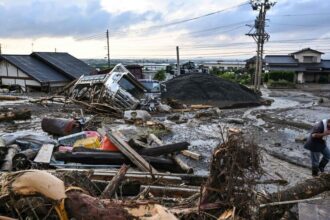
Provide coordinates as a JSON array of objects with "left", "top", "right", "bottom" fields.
[
  {"left": 1, "top": 129, "right": 329, "bottom": 219},
  {"left": 162, "top": 73, "right": 262, "bottom": 108}
]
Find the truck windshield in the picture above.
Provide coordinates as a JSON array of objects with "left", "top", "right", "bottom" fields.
[
  {"left": 140, "top": 82, "right": 161, "bottom": 93},
  {"left": 118, "top": 76, "right": 145, "bottom": 99}
]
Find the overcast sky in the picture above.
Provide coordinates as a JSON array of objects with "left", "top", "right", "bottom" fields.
[{"left": 0, "top": 0, "right": 330, "bottom": 59}]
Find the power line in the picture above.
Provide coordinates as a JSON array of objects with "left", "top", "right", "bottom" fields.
[
  {"left": 108, "top": 1, "right": 250, "bottom": 36},
  {"left": 270, "top": 12, "right": 330, "bottom": 17}
]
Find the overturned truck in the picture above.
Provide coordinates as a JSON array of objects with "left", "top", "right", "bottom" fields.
[{"left": 71, "top": 64, "right": 147, "bottom": 112}]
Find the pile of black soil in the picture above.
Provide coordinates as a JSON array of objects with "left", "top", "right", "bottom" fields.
[{"left": 162, "top": 74, "right": 261, "bottom": 108}]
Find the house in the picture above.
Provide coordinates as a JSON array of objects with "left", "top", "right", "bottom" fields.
[
  {"left": 245, "top": 56, "right": 258, "bottom": 71},
  {"left": 204, "top": 60, "right": 246, "bottom": 72},
  {"left": 265, "top": 48, "right": 330, "bottom": 83},
  {"left": 0, "top": 52, "right": 96, "bottom": 92}
]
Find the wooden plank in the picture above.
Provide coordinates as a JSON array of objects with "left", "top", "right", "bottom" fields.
[
  {"left": 181, "top": 150, "right": 201, "bottom": 160},
  {"left": 107, "top": 131, "right": 157, "bottom": 173},
  {"left": 34, "top": 144, "right": 54, "bottom": 164}
]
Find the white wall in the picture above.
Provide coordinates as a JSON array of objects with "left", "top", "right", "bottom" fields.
[
  {"left": 293, "top": 51, "right": 321, "bottom": 63},
  {"left": 297, "top": 72, "right": 304, "bottom": 83},
  {"left": 0, "top": 61, "right": 7, "bottom": 77},
  {"left": 0, "top": 60, "right": 41, "bottom": 91}
]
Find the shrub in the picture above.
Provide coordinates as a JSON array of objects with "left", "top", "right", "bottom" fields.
[
  {"left": 239, "top": 74, "right": 251, "bottom": 85},
  {"left": 153, "top": 69, "right": 166, "bottom": 81},
  {"left": 319, "top": 76, "right": 328, "bottom": 84},
  {"left": 264, "top": 73, "right": 269, "bottom": 83},
  {"left": 268, "top": 71, "right": 295, "bottom": 82},
  {"left": 268, "top": 79, "right": 295, "bottom": 88},
  {"left": 219, "top": 72, "right": 236, "bottom": 81}
]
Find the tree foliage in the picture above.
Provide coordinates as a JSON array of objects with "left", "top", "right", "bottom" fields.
[{"left": 153, "top": 69, "right": 166, "bottom": 81}]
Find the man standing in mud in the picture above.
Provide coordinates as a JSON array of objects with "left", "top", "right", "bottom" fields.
[{"left": 304, "top": 119, "right": 330, "bottom": 176}]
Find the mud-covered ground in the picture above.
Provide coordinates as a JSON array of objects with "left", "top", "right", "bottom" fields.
[{"left": 1, "top": 87, "right": 329, "bottom": 194}]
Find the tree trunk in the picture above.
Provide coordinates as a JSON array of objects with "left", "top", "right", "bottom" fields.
[{"left": 259, "top": 174, "right": 330, "bottom": 219}]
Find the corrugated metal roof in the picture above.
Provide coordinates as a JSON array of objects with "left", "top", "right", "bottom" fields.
[
  {"left": 32, "top": 52, "right": 95, "bottom": 79},
  {"left": 265, "top": 55, "right": 298, "bottom": 64},
  {"left": 0, "top": 55, "right": 70, "bottom": 83}
]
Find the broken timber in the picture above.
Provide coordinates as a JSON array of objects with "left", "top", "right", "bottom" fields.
[
  {"left": 100, "top": 164, "right": 129, "bottom": 199},
  {"left": 138, "top": 142, "right": 189, "bottom": 156},
  {"left": 34, "top": 144, "right": 54, "bottom": 164},
  {"left": 107, "top": 131, "right": 157, "bottom": 173},
  {"left": 1, "top": 145, "right": 19, "bottom": 171},
  {"left": 181, "top": 150, "right": 201, "bottom": 160},
  {"left": 0, "top": 109, "right": 31, "bottom": 122},
  {"left": 148, "top": 134, "right": 193, "bottom": 174}
]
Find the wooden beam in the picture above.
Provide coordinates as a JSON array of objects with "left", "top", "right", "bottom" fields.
[
  {"left": 148, "top": 134, "right": 193, "bottom": 174},
  {"left": 181, "top": 150, "right": 201, "bottom": 160},
  {"left": 107, "top": 131, "right": 157, "bottom": 173}
]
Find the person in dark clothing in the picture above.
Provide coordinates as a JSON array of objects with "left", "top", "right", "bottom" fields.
[{"left": 304, "top": 119, "right": 330, "bottom": 176}]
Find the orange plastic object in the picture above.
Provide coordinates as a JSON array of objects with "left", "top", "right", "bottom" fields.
[{"left": 101, "top": 136, "right": 119, "bottom": 151}]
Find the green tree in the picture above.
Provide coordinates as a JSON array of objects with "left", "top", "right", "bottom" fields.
[{"left": 153, "top": 69, "right": 166, "bottom": 81}]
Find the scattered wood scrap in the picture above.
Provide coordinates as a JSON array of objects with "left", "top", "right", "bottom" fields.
[
  {"left": 107, "top": 131, "right": 158, "bottom": 174},
  {"left": 0, "top": 109, "right": 31, "bottom": 122},
  {"left": 0, "top": 96, "right": 21, "bottom": 101},
  {"left": 100, "top": 164, "right": 129, "bottom": 199}
]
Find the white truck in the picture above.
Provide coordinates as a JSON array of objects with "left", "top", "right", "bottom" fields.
[{"left": 71, "top": 64, "right": 147, "bottom": 110}]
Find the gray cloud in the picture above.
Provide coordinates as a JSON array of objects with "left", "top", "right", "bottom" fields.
[{"left": 0, "top": 0, "right": 162, "bottom": 38}]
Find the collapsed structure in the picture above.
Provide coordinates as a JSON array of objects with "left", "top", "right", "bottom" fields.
[{"left": 71, "top": 64, "right": 146, "bottom": 111}]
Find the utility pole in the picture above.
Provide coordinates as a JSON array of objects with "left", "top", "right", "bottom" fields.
[
  {"left": 176, "top": 46, "right": 180, "bottom": 76},
  {"left": 246, "top": 0, "right": 275, "bottom": 92},
  {"left": 106, "top": 29, "right": 110, "bottom": 68}
]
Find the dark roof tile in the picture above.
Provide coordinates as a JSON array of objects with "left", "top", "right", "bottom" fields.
[
  {"left": 32, "top": 52, "right": 95, "bottom": 79},
  {"left": 0, "top": 55, "right": 70, "bottom": 83}
]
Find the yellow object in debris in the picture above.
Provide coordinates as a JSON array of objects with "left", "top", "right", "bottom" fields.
[
  {"left": 73, "top": 136, "right": 101, "bottom": 149},
  {"left": 55, "top": 199, "right": 69, "bottom": 220}
]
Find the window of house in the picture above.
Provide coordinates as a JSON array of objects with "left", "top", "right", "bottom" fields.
[{"left": 303, "top": 56, "right": 315, "bottom": 63}]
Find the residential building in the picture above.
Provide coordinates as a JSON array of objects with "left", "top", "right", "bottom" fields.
[
  {"left": 204, "top": 60, "right": 246, "bottom": 71},
  {"left": 0, "top": 52, "right": 96, "bottom": 92},
  {"left": 265, "top": 48, "right": 330, "bottom": 83}
]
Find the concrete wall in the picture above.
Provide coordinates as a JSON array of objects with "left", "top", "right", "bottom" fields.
[
  {"left": 293, "top": 51, "right": 321, "bottom": 63},
  {"left": 297, "top": 72, "right": 304, "bottom": 83}
]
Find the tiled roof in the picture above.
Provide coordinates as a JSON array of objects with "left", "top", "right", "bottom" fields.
[
  {"left": 0, "top": 55, "right": 70, "bottom": 83},
  {"left": 32, "top": 52, "right": 96, "bottom": 79}
]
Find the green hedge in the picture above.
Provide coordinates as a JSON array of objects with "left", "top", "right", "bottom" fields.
[
  {"left": 268, "top": 79, "right": 295, "bottom": 88},
  {"left": 268, "top": 71, "right": 295, "bottom": 82}
]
